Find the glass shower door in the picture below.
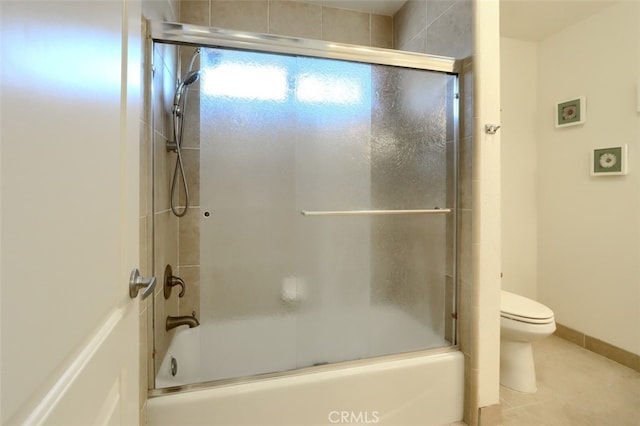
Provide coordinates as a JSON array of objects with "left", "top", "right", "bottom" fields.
[
  {"left": 199, "top": 47, "right": 456, "bottom": 382},
  {"left": 198, "top": 49, "right": 298, "bottom": 380}
]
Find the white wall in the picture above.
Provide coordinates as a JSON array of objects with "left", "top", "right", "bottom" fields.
[
  {"left": 473, "top": 0, "right": 502, "bottom": 416},
  {"left": 501, "top": 1, "right": 640, "bottom": 355},
  {"left": 500, "top": 37, "right": 538, "bottom": 299},
  {"left": 537, "top": 1, "right": 640, "bottom": 355}
]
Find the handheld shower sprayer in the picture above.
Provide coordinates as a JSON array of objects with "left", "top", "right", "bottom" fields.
[
  {"left": 169, "top": 48, "right": 201, "bottom": 217},
  {"left": 172, "top": 70, "right": 200, "bottom": 117}
]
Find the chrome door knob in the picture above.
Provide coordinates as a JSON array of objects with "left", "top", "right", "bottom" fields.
[{"left": 129, "top": 268, "right": 156, "bottom": 300}]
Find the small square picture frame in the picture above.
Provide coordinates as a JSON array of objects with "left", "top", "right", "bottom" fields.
[
  {"left": 556, "top": 97, "right": 586, "bottom": 128},
  {"left": 591, "top": 145, "right": 628, "bottom": 176}
]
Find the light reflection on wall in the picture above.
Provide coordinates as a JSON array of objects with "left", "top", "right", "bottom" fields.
[{"left": 2, "top": 22, "right": 122, "bottom": 98}]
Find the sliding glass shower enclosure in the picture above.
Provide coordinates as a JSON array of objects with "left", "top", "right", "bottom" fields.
[{"left": 152, "top": 22, "right": 460, "bottom": 387}]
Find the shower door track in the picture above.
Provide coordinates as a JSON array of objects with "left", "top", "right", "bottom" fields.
[
  {"left": 148, "top": 20, "right": 461, "bottom": 75},
  {"left": 149, "top": 345, "right": 460, "bottom": 397}
]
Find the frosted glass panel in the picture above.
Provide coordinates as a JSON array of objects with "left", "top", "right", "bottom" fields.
[{"left": 199, "top": 47, "right": 455, "bottom": 382}]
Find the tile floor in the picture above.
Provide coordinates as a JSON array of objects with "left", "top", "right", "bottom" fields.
[{"left": 500, "top": 335, "right": 640, "bottom": 425}]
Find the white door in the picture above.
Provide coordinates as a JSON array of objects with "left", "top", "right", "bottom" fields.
[{"left": 1, "top": 0, "right": 143, "bottom": 424}]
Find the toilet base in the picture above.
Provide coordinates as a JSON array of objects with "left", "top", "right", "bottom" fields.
[{"left": 500, "top": 339, "right": 537, "bottom": 393}]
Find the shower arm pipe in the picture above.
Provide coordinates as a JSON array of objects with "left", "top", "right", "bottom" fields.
[
  {"left": 148, "top": 20, "right": 460, "bottom": 75},
  {"left": 300, "top": 208, "right": 452, "bottom": 217}
]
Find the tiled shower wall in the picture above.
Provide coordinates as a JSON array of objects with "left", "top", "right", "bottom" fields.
[
  {"left": 142, "top": 0, "right": 184, "bottom": 386},
  {"left": 180, "top": 0, "right": 393, "bottom": 47},
  {"left": 141, "top": 0, "right": 181, "bottom": 421},
  {"left": 145, "top": 0, "right": 397, "bottom": 385},
  {"left": 171, "top": 0, "right": 397, "bottom": 351}
]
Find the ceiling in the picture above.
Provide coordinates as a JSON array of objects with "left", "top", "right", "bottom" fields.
[{"left": 302, "top": 0, "right": 617, "bottom": 42}]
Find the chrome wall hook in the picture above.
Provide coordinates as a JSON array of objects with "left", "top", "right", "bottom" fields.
[{"left": 485, "top": 124, "right": 501, "bottom": 134}]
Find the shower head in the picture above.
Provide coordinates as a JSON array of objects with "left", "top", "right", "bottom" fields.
[
  {"left": 181, "top": 70, "right": 200, "bottom": 87},
  {"left": 173, "top": 70, "right": 200, "bottom": 114}
]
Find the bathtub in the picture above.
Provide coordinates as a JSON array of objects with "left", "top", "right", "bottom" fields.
[
  {"left": 148, "top": 320, "right": 464, "bottom": 425},
  {"left": 156, "top": 305, "right": 453, "bottom": 388}
]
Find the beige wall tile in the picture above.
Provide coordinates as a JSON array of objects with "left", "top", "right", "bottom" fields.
[
  {"left": 177, "top": 148, "right": 200, "bottom": 208},
  {"left": 458, "top": 209, "right": 473, "bottom": 284},
  {"left": 179, "top": 206, "right": 200, "bottom": 265},
  {"left": 425, "top": 1, "right": 472, "bottom": 59},
  {"left": 143, "top": 0, "right": 179, "bottom": 21},
  {"left": 153, "top": 209, "right": 180, "bottom": 377},
  {"left": 398, "top": 29, "right": 426, "bottom": 54},
  {"left": 165, "top": 212, "right": 180, "bottom": 274},
  {"left": 460, "top": 58, "right": 473, "bottom": 139},
  {"left": 139, "top": 216, "right": 150, "bottom": 275},
  {"left": 445, "top": 274, "right": 455, "bottom": 343},
  {"left": 178, "top": 265, "right": 201, "bottom": 317},
  {"left": 465, "top": 364, "right": 480, "bottom": 426},
  {"left": 426, "top": 0, "right": 456, "bottom": 27},
  {"left": 269, "top": 1, "right": 321, "bottom": 39},
  {"left": 152, "top": 55, "right": 172, "bottom": 140},
  {"left": 145, "top": 296, "right": 154, "bottom": 389},
  {"left": 154, "top": 132, "right": 171, "bottom": 212},
  {"left": 457, "top": 278, "right": 472, "bottom": 355},
  {"left": 211, "top": 0, "right": 268, "bottom": 33},
  {"left": 140, "top": 125, "right": 151, "bottom": 216},
  {"left": 371, "top": 14, "right": 393, "bottom": 49},
  {"left": 181, "top": 89, "right": 200, "bottom": 149},
  {"left": 458, "top": 136, "right": 473, "bottom": 211},
  {"left": 153, "top": 290, "right": 167, "bottom": 376},
  {"left": 138, "top": 303, "right": 149, "bottom": 407},
  {"left": 180, "top": 0, "right": 210, "bottom": 26},
  {"left": 478, "top": 403, "right": 501, "bottom": 426},
  {"left": 394, "top": 0, "right": 426, "bottom": 51},
  {"left": 322, "top": 7, "right": 370, "bottom": 45}
]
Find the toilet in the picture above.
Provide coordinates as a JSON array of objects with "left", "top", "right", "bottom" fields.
[{"left": 500, "top": 290, "right": 556, "bottom": 393}]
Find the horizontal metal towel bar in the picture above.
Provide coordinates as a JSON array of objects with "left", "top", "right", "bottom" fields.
[{"left": 300, "top": 208, "right": 452, "bottom": 217}]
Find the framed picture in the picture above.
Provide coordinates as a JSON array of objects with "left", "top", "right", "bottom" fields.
[
  {"left": 556, "top": 97, "right": 586, "bottom": 127},
  {"left": 591, "top": 145, "right": 628, "bottom": 176}
]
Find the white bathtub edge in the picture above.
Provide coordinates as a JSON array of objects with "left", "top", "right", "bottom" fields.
[{"left": 148, "top": 350, "right": 464, "bottom": 426}]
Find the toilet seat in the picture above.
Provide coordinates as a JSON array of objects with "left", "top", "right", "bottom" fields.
[{"left": 500, "top": 291, "right": 554, "bottom": 324}]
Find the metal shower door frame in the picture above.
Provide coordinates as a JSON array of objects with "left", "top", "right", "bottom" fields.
[
  {"left": 148, "top": 20, "right": 460, "bottom": 74},
  {"left": 148, "top": 19, "right": 462, "bottom": 391}
]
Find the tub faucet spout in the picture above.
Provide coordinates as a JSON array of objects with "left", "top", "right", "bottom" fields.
[{"left": 166, "top": 312, "right": 200, "bottom": 331}]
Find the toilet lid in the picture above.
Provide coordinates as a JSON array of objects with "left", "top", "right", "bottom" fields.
[{"left": 500, "top": 290, "right": 554, "bottom": 323}]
